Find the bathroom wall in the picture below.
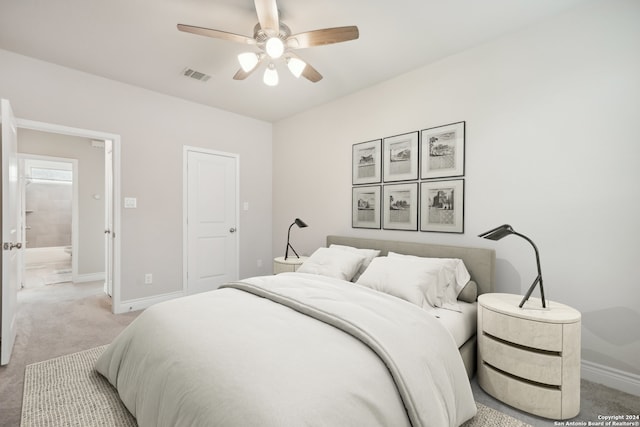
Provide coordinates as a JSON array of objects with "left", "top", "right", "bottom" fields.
[{"left": 25, "top": 180, "right": 72, "bottom": 248}]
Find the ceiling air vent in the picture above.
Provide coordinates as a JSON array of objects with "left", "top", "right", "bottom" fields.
[{"left": 182, "top": 67, "right": 211, "bottom": 82}]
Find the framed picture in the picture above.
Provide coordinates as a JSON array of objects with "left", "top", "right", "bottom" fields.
[
  {"left": 420, "top": 121, "right": 465, "bottom": 179},
  {"left": 420, "top": 179, "right": 464, "bottom": 233},
  {"left": 352, "top": 140, "right": 381, "bottom": 185},
  {"left": 383, "top": 183, "right": 418, "bottom": 231},
  {"left": 352, "top": 186, "right": 381, "bottom": 229},
  {"left": 383, "top": 131, "right": 419, "bottom": 182}
]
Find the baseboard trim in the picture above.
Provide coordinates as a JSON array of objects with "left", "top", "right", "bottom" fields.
[
  {"left": 73, "top": 272, "right": 105, "bottom": 283},
  {"left": 582, "top": 360, "right": 640, "bottom": 397},
  {"left": 114, "top": 291, "right": 184, "bottom": 314}
]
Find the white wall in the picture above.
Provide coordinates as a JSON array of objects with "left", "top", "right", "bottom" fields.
[
  {"left": 0, "top": 48, "right": 273, "bottom": 302},
  {"left": 19, "top": 130, "right": 105, "bottom": 276},
  {"left": 273, "top": 0, "right": 640, "bottom": 388}
]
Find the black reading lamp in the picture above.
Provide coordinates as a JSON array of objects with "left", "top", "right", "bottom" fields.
[
  {"left": 284, "top": 218, "right": 308, "bottom": 260},
  {"left": 478, "top": 224, "right": 546, "bottom": 308}
]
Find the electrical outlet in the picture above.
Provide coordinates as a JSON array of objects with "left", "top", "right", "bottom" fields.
[
  {"left": 257, "top": 259, "right": 263, "bottom": 267},
  {"left": 144, "top": 273, "right": 152, "bottom": 285}
]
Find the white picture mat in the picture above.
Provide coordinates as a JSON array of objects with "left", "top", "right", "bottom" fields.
[
  {"left": 352, "top": 186, "right": 381, "bottom": 229},
  {"left": 383, "top": 182, "right": 418, "bottom": 230},
  {"left": 420, "top": 179, "right": 464, "bottom": 233},
  {"left": 383, "top": 132, "right": 419, "bottom": 182},
  {"left": 353, "top": 139, "right": 381, "bottom": 184},
  {"left": 420, "top": 122, "right": 465, "bottom": 179}
]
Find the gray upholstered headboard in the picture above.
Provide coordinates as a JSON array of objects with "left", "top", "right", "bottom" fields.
[{"left": 326, "top": 235, "right": 496, "bottom": 295}]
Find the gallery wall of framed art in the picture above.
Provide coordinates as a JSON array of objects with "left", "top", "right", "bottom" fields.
[{"left": 351, "top": 121, "right": 466, "bottom": 233}]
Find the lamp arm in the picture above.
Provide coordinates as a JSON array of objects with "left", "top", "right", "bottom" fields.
[
  {"left": 513, "top": 231, "right": 546, "bottom": 308},
  {"left": 284, "top": 222, "right": 293, "bottom": 259},
  {"left": 284, "top": 222, "right": 301, "bottom": 260}
]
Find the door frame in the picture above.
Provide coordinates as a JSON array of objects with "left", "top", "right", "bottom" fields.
[
  {"left": 16, "top": 118, "right": 121, "bottom": 313},
  {"left": 182, "top": 146, "right": 240, "bottom": 294}
]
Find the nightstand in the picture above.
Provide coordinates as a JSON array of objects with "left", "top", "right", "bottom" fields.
[
  {"left": 273, "top": 256, "right": 308, "bottom": 274},
  {"left": 477, "top": 293, "right": 581, "bottom": 419}
]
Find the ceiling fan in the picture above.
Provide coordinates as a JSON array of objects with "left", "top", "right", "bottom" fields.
[{"left": 177, "top": 0, "right": 359, "bottom": 86}]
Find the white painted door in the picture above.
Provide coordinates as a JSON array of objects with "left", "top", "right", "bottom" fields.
[
  {"left": 104, "top": 140, "right": 113, "bottom": 297},
  {"left": 1, "top": 99, "right": 20, "bottom": 365},
  {"left": 186, "top": 149, "right": 238, "bottom": 295}
]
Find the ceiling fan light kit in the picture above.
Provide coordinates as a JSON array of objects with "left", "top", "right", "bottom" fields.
[
  {"left": 238, "top": 52, "right": 261, "bottom": 73},
  {"left": 286, "top": 57, "right": 306, "bottom": 78},
  {"left": 265, "top": 37, "right": 284, "bottom": 59},
  {"left": 178, "top": 0, "right": 359, "bottom": 86},
  {"left": 263, "top": 63, "right": 279, "bottom": 86}
]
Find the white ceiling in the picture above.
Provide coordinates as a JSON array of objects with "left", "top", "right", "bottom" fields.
[{"left": 0, "top": 0, "right": 590, "bottom": 122}]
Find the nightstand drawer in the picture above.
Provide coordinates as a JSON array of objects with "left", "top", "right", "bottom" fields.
[
  {"left": 483, "top": 308, "right": 563, "bottom": 352},
  {"left": 481, "top": 333, "right": 562, "bottom": 385},
  {"left": 479, "top": 362, "right": 561, "bottom": 419}
]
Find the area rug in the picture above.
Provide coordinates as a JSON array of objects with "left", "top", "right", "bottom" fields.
[
  {"left": 22, "top": 346, "right": 531, "bottom": 427},
  {"left": 21, "top": 346, "right": 136, "bottom": 427}
]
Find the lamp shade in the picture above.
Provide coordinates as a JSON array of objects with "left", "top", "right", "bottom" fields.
[
  {"left": 479, "top": 224, "right": 546, "bottom": 308},
  {"left": 238, "top": 52, "right": 259, "bottom": 72},
  {"left": 263, "top": 63, "right": 279, "bottom": 86},
  {"left": 478, "top": 224, "right": 515, "bottom": 241},
  {"left": 265, "top": 37, "right": 284, "bottom": 59},
  {"left": 287, "top": 57, "right": 306, "bottom": 78}
]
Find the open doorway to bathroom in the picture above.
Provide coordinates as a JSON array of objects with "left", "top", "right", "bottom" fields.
[
  {"left": 17, "top": 129, "right": 106, "bottom": 302},
  {"left": 21, "top": 156, "right": 76, "bottom": 288}
]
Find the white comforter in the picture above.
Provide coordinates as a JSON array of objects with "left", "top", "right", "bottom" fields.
[{"left": 95, "top": 273, "right": 476, "bottom": 427}]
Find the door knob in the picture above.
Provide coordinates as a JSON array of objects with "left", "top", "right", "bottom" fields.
[{"left": 229, "top": 227, "right": 237, "bottom": 233}]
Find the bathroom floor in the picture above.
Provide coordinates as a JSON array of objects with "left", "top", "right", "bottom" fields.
[{"left": 23, "top": 247, "right": 72, "bottom": 289}]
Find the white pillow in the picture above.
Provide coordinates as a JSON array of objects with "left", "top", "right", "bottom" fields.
[
  {"left": 329, "top": 244, "right": 381, "bottom": 281},
  {"left": 355, "top": 256, "right": 456, "bottom": 310},
  {"left": 297, "top": 247, "right": 366, "bottom": 281},
  {"left": 387, "top": 252, "right": 471, "bottom": 297}
]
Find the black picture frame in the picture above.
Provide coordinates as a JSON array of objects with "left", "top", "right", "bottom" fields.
[
  {"left": 420, "top": 121, "right": 465, "bottom": 179},
  {"left": 352, "top": 185, "right": 381, "bottom": 229},
  {"left": 382, "top": 182, "right": 418, "bottom": 231},
  {"left": 352, "top": 140, "right": 382, "bottom": 185},
  {"left": 383, "top": 131, "right": 419, "bottom": 182},
  {"left": 420, "top": 179, "right": 464, "bottom": 233}
]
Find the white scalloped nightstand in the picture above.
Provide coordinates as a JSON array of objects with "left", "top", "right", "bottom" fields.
[
  {"left": 477, "top": 293, "right": 581, "bottom": 419},
  {"left": 273, "top": 256, "right": 308, "bottom": 274}
]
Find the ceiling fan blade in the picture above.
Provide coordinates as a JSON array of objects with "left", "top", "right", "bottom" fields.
[
  {"left": 177, "top": 24, "right": 255, "bottom": 45},
  {"left": 301, "top": 62, "right": 322, "bottom": 83},
  {"left": 233, "top": 57, "right": 266, "bottom": 80},
  {"left": 254, "top": 0, "right": 279, "bottom": 35},
  {"left": 233, "top": 68, "right": 252, "bottom": 80},
  {"left": 287, "top": 26, "right": 359, "bottom": 49}
]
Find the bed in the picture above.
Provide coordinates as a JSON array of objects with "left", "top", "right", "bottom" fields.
[
  {"left": 95, "top": 236, "right": 495, "bottom": 427},
  {"left": 325, "top": 235, "right": 496, "bottom": 378}
]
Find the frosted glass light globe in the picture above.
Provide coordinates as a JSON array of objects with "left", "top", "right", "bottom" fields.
[{"left": 265, "top": 37, "right": 284, "bottom": 59}]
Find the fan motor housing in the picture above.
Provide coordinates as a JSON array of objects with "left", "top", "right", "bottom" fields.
[{"left": 253, "top": 22, "right": 291, "bottom": 44}]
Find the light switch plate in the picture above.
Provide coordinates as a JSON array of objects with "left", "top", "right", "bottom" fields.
[{"left": 124, "top": 197, "right": 137, "bottom": 208}]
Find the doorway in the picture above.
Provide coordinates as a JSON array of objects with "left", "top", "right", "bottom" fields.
[
  {"left": 19, "top": 155, "right": 77, "bottom": 289},
  {"left": 15, "top": 118, "right": 121, "bottom": 313}
]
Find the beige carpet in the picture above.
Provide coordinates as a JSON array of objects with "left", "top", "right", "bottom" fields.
[{"left": 21, "top": 346, "right": 531, "bottom": 427}]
